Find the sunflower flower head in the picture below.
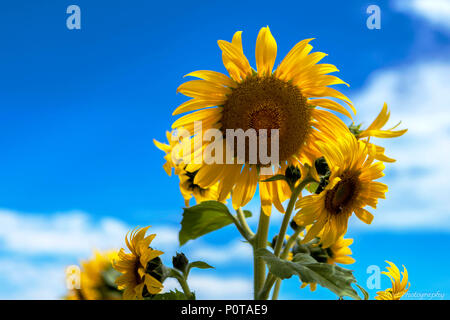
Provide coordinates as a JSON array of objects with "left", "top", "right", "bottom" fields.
[
  {"left": 65, "top": 250, "right": 120, "bottom": 300},
  {"left": 113, "top": 226, "right": 165, "bottom": 300},
  {"left": 375, "top": 261, "right": 410, "bottom": 300},
  {"left": 294, "top": 133, "right": 388, "bottom": 248},
  {"left": 172, "top": 26, "right": 355, "bottom": 215},
  {"left": 325, "top": 236, "right": 355, "bottom": 265},
  {"left": 352, "top": 103, "right": 407, "bottom": 163}
]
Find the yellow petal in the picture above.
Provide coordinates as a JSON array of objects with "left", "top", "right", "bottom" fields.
[{"left": 255, "top": 26, "right": 277, "bottom": 76}]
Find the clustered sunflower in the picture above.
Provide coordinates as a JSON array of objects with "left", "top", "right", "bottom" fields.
[{"left": 62, "top": 26, "right": 410, "bottom": 301}]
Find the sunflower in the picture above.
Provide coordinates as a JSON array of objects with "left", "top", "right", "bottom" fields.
[
  {"left": 375, "top": 261, "right": 410, "bottom": 300},
  {"left": 113, "top": 226, "right": 164, "bottom": 300},
  {"left": 154, "top": 131, "right": 185, "bottom": 176},
  {"left": 351, "top": 103, "right": 407, "bottom": 162},
  {"left": 154, "top": 133, "right": 222, "bottom": 206},
  {"left": 326, "top": 236, "right": 355, "bottom": 265},
  {"left": 65, "top": 250, "right": 120, "bottom": 300},
  {"left": 294, "top": 132, "right": 387, "bottom": 248},
  {"left": 171, "top": 27, "right": 355, "bottom": 214}
]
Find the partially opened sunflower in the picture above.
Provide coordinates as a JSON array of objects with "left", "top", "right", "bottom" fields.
[
  {"left": 294, "top": 132, "right": 387, "bottom": 248},
  {"left": 171, "top": 26, "right": 355, "bottom": 215}
]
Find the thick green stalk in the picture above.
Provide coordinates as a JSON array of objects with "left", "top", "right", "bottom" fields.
[{"left": 253, "top": 209, "right": 270, "bottom": 299}]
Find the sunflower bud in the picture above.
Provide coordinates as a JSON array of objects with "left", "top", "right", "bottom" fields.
[
  {"left": 285, "top": 165, "right": 301, "bottom": 186},
  {"left": 314, "top": 157, "right": 330, "bottom": 176},
  {"left": 172, "top": 252, "right": 189, "bottom": 273}
]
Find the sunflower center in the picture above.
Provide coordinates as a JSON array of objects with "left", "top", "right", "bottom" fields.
[
  {"left": 221, "top": 76, "right": 311, "bottom": 164},
  {"left": 325, "top": 172, "right": 360, "bottom": 215}
]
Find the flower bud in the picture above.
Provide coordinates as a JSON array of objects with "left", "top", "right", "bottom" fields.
[{"left": 172, "top": 252, "right": 189, "bottom": 272}]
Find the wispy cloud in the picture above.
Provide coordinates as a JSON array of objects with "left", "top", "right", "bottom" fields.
[
  {"left": 0, "top": 208, "right": 253, "bottom": 299},
  {"left": 393, "top": 0, "right": 450, "bottom": 31}
]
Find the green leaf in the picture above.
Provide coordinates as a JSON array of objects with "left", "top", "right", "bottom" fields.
[
  {"left": 189, "top": 261, "right": 214, "bottom": 270},
  {"left": 306, "top": 182, "right": 319, "bottom": 193},
  {"left": 261, "top": 174, "right": 286, "bottom": 182},
  {"left": 187, "top": 260, "right": 214, "bottom": 277},
  {"left": 256, "top": 249, "right": 360, "bottom": 300},
  {"left": 355, "top": 284, "right": 370, "bottom": 300},
  {"left": 179, "top": 201, "right": 251, "bottom": 246},
  {"left": 150, "top": 289, "right": 194, "bottom": 300}
]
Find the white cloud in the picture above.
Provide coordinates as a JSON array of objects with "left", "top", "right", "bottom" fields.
[
  {"left": 351, "top": 59, "right": 450, "bottom": 230},
  {"left": 0, "top": 258, "right": 65, "bottom": 299},
  {"left": 0, "top": 208, "right": 254, "bottom": 299},
  {"left": 164, "top": 275, "right": 253, "bottom": 300},
  {"left": 0, "top": 209, "right": 179, "bottom": 256},
  {"left": 190, "top": 240, "right": 252, "bottom": 264},
  {"left": 393, "top": 0, "right": 450, "bottom": 30}
]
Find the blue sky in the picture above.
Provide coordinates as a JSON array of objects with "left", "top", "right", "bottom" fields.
[{"left": 0, "top": 0, "right": 449, "bottom": 299}]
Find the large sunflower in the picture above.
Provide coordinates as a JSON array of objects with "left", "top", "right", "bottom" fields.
[
  {"left": 375, "top": 261, "right": 410, "bottom": 300},
  {"left": 294, "top": 132, "right": 387, "bottom": 248},
  {"left": 113, "top": 227, "right": 164, "bottom": 300},
  {"left": 171, "top": 27, "right": 355, "bottom": 214}
]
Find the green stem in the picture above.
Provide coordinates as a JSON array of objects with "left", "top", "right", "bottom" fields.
[
  {"left": 236, "top": 208, "right": 255, "bottom": 240},
  {"left": 258, "top": 176, "right": 313, "bottom": 300},
  {"left": 272, "top": 176, "right": 313, "bottom": 257},
  {"left": 280, "top": 226, "right": 303, "bottom": 259},
  {"left": 272, "top": 279, "right": 281, "bottom": 300},
  {"left": 272, "top": 226, "right": 303, "bottom": 300},
  {"left": 253, "top": 208, "right": 270, "bottom": 299},
  {"left": 171, "top": 269, "right": 194, "bottom": 300},
  {"left": 226, "top": 209, "right": 254, "bottom": 243}
]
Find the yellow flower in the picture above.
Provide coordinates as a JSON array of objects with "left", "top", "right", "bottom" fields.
[
  {"left": 355, "top": 103, "right": 407, "bottom": 162},
  {"left": 179, "top": 166, "right": 221, "bottom": 206},
  {"left": 326, "top": 236, "right": 355, "bottom": 265},
  {"left": 294, "top": 133, "right": 387, "bottom": 248},
  {"left": 154, "top": 130, "right": 185, "bottom": 176},
  {"left": 300, "top": 282, "right": 317, "bottom": 292},
  {"left": 113, "top": 226, "right": 164, "bottom": 300},
  {"left": 155, "top": 132, "right": 222, "bottom": 206},
  {"left": 375, "top": 261, "right": 410, "bottom": 300},
  {"left": 171, "top": 27, "right": 354, "bottom": 215},
  {"left": 65, "top": 250, "right": 120, "bottom": 300}
]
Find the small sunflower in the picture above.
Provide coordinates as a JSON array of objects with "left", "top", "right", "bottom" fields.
[
  {"left": 113, "top": 226, "right": 164, "bottom": 300},
  {"left": 154, "top": 133, "right": 221, "bottom": 206},
  {"left": 351, "top": 103, "right": 407, "bottom": 162},
  {"left": 179, "top": 166, "right": 221, "bottom": 206},
  {"left": 294, "top": 133, "right": 387, "bottom": 248},
  {"left": 172, "top": 27, "right": 355, "bottom": 214},
  {"left": 154, "top": 131, "right": 186, "bottom": 176},
  {"left": 65, "top": 250, "right": 120, "bottom": 300},
  {"left": 326, "top": 236, "right": 355, "bottom": 265},
  {"left": 375, "top": 261, "right": 410, "bottom": 300}
]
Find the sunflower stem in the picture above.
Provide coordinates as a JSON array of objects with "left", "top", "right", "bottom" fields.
[
  {"left": 272, "top": 279, "right": 281, "bottom": 300},
  {"left": 171, "top": 269, "right": 194, "bottom": 300},
  {"left": 253, "top": 208, "right": 270, "bottom": 299},
  {"left": 272, "top": 176, "right": 314, "bottom": 258},
  {"left": 226, "top": 209, "right": 254, "bottom": 243},
  {"left": 258, "top": 177, "right": 313, "bottom": 300},
  {"left": 237, "top": 207, "right": 255, "bottom": 239}
]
